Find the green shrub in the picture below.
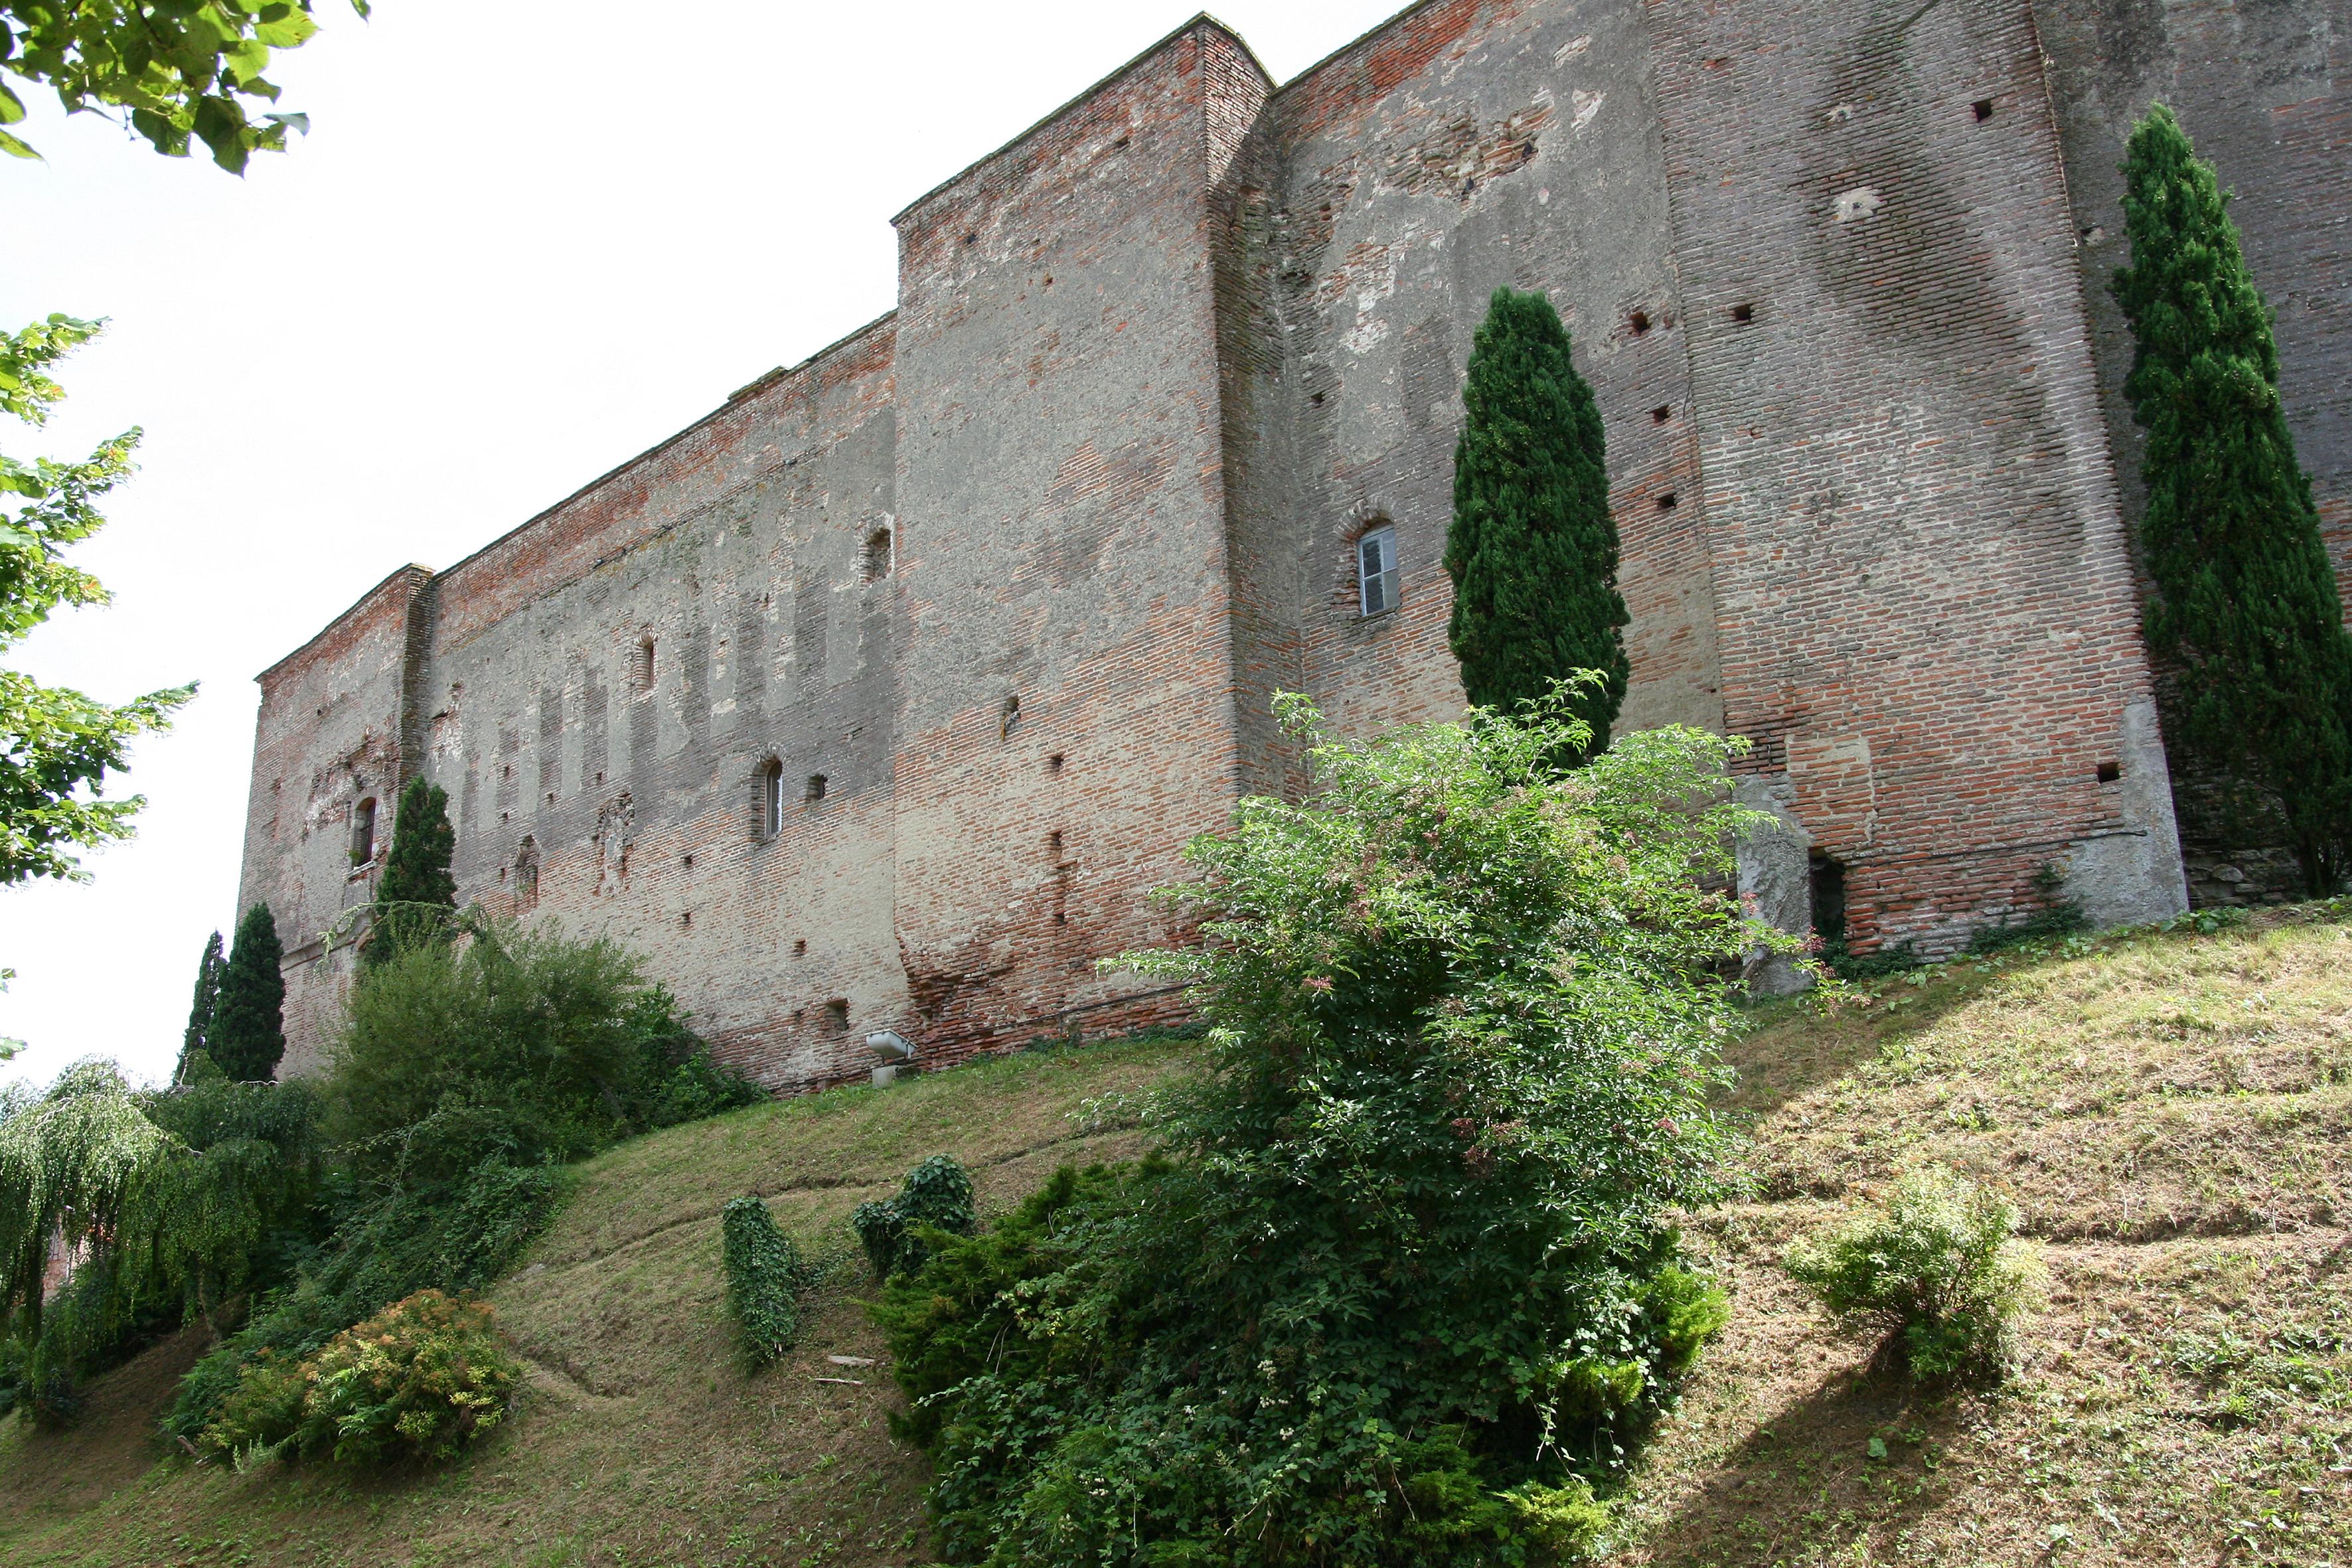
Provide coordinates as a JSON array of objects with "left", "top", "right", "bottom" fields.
[
  {"left": 721, "top": 1196, "right": 808, "bottom": 1367},
  {"left": 852, "top": 1154, "right": 976, "bottom": 1281},
  {"left": 200, "top": 1289, "right": 520, "bottom": 1467},
  {"left": 1783, "top": 1166, "right": 2043, "bottom": 1383},
  {"left": 873, "top": 692, "right": 1770, "bottom": 1564}
]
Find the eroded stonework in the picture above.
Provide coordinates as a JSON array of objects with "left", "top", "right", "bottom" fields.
[{"left": 242, "top": 0, "right": 2350, "bottom": 1087}]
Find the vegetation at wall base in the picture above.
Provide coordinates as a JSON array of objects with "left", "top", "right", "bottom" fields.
[
  {"left": 208, "top": 903, "right": 286, "bottom": 1082},
  {"left": 869, "top": 692, "right": 1771, "bottom": 1564},
  {"left": 2114, "top": 104, "right": 2352, "bottom": 896},
  {"left": 364, "top": 777, "right": 457, "bottom": 968},
  {"left": 1445, "top": 287, "right": 1628, "bottom": 755}
]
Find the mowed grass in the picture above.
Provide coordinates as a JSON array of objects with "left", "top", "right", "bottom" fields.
[{"left": 3, "top": 913, "right": 2348, "bottom": 1566}]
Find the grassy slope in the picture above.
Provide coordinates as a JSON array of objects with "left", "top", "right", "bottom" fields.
[{"left": 4, "top": 916, "right": 2349, "bottom": 1566}]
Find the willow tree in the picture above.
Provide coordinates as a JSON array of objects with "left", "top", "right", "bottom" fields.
[
  {"left": 2115, "top": 104, "right": 2352, "bottom": 892},
  {"left": 1, "top": 1062, "right": 319, "bottom": 1384},
  {"left": 1445, "top": 286, "right": 1628, "bottom": 757}
]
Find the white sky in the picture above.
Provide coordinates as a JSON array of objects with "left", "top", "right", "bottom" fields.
[{"left": 0, "top": 0, "right": 1409, "bottom": 1089}]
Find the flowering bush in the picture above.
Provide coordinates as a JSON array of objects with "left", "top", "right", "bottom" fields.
[{"left": 200, "top": 1289, "right": 520, "bottom": 1466}]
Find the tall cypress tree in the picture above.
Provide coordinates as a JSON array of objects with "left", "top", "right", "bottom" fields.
[
  {"left": 209, "top": 903, "right": 285, "bottom": 1082},
  {"left": 365, "top": 776, "right": 457, "bottom": 969},
  {"left": 1445, "top": 286, "right": 1629, "bottom": 755},
  {"left": 2115, "top": 104, "right": 2352, "bottom": 895},
  {"left": 174, "top": 929, "right": 224, "bottom": 1084}
]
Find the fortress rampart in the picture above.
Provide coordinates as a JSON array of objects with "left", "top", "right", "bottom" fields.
[{"left": 241, "top": 0, "right": 2351, "bottom": 1086}]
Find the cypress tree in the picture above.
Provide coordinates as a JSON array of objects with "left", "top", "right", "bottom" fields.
[
  {"left": 2115, "top": 104, "right": 2352, "bottom": 894},
  {"left": 209, "top": 903, "right": 286, "bottom": 1082},
  {"left": 366, "top": 776, "right": 457, "bottom": 968},
  {"left": 174, "top": 930, "right": 224, "bottom": 1084},
  {"left": 1445, "top": 285, "right": 1629, "bottom": 755}
]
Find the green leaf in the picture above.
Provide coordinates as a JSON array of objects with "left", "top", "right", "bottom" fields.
[
  {"left": 0, "top": 127, "right": 39, "bottom": 161},
  {"left": 0, "top": 79, "right": 25, "bottom": 124},
  {"left": 1866, "top": 1436, "right": 1888, "bottom": 1460}
]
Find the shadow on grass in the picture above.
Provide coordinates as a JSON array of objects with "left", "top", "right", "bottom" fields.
[
  {"left": 1721, "top": 969, "right": 1994, "bottom": 1125},
  {"left": 1636, "top": 1362, "right": 1980, "bottom": 1567}
]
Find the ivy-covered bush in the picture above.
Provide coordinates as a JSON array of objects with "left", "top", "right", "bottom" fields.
[
  {"left": 852, "top": 1154, "right": 976, "bottom": 1281},
  {"left": 200, "top": 1289, "right": 520, "bottom": 1467},
  {"left": 1783, "top": 1166, "right": 2043, "bottom": 1384},
  {"left": 873, "top": 690, "right": 1775, "bottom": 1565},
  {"left": 722, "top": 1195, "right": 809, "bottom": 1367}
]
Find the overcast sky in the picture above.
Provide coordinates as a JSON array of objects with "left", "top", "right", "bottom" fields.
[{"left": 0, "top": 0, "right": 1409, "bottom": 1089}]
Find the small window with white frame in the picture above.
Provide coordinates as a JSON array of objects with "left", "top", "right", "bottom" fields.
[
  {"left": 759, "top": 758, "right": 785, "bottom": 837},
  {"left": 1356, "top": 524, "right": 1399, "bottom": 617}
]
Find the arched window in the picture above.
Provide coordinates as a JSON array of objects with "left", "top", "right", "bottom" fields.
[
  {"left": 759, "top": 757, "right": 785, "bottom": 836},
  {"left": 1356, "top": 524, "right": 1399, "bottom": 617},
  {"left": 861, "top": 526, "right": 894, "bottom": 584},
  {"left": 351, "top": 797, "right": 377, "bottom": 864}
]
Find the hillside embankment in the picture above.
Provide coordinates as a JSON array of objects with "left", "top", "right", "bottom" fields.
[{"left": 3, "top": 910, "right": 2347, "bottom": 1566}]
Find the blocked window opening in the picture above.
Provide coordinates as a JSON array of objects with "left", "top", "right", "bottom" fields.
[
  {"left": 1650, "top": 404, "right": 1672, "bottom": 424},
  {"left": 1656, "top": 492, "right": 1679, "bottom": 511},
  {"left": 760, "top": 758, "right": 785, "bottom": 834},
  {"left": 2095, "top": 760, "right": 2122, "bottom": 784},
  {"left": 861, "top": 526, "right": 894, "bottom": 584},
  {"left": 1048, "top": 830, "right": 1063, "bottom": 853},
  {"left": 1048, "top": 753, "right": 1065, "bottom": 774},
  {"left": 1357, "top": 524, "right": 1399, "bottom": 617},
  {"left": 1731, "top": 303, "right": 1755, "bottom": 323},
  {"left": 825, "top": 998, "right": 850, "bottom": 1032},
  {"left": 1628, "top": 309, "right": 1652, "bottom": 335},
  {"left": 1972, "top": 98, "right": 1995, "bottom": 121},
  {"left": 1809, "top": 852, "right": 1849, "bottom": 950},
  {"left": 793, "top": 939, "right": 807, "bottom": 957},
  {"left": 351, "top": 797, "right": 377, "bottom": 864},
  {"left": 805, "top": 773, "right": 827, "bottom": 803},
  {"left": 635, "top": 636, "right": 656, "bottom": 693},
  {"left": 514, "top": 836, "right": 539, "bottom": 911}
]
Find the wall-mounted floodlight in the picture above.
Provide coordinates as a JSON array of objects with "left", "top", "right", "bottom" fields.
[{"left": 866, "top": 1029, "right": 915, "bottom": 1087}]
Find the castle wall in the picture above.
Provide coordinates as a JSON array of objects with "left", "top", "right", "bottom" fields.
[
  {"left": 244, "top": 0, "right": 2352, "bottom": 1083},
  {"left": 1646, "top": 0, "right": 2187, "bottom": 953},
  {"left": 1251, "top": 0, "right": 1724, "bottom": 749},
  {"left": 238, "top": 566, "right": 428, "bottom": 1076},
  {"left": 2035, "top": 0, "right": 2352, "bottom": 904},
  {"left": 884, "top": 25, "right": 1267, "bottom": 1061}
]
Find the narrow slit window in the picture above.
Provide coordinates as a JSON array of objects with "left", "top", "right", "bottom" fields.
[
  {"left": 861, "top": 526, "right": 894, "bottom": 584},
  {"left": 761, "top": 759, "right": 785, "bottom": 835},
  {"left": 1357, "top": 525, "right": 1399, "bottom": 617},
  {"left": 351, "top": 797, "right": 377, "bottom": 864},
  {"left": 635, "top": 636, "right": 656, "bottom": 693}
]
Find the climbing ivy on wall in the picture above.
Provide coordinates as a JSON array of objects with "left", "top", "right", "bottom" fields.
[
  {"left": 1445, "top": 286, "right": 1628, "bottom": 757},
  {"left": 2114, "top": 104, "right": 2352, "bottom": 894}
]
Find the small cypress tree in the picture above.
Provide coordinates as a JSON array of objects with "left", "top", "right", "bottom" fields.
[
  {"left": 366, "top": 776, "right": 458, "bottom": 968},
  {"left": 1445, "top": 285, "right": 1629, "bottom": 755},
  {"left": 2115, "top": 104, "right": 2352, "bottom": 894},
  {"left": 174, "top": 930, "right": 224, "bottom": 1084},
  {"left": 208, "top": 903, "right": 286, "bottom": 1082}
]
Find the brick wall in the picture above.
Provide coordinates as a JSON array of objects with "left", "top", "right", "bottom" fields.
[
  {"left": 1645, "top": 0, "right": 2187, "bottom": 953},
  {"left": 244, "top": 0, "right": 2331, "bottom": 1083},
  {"left": 2034, "top": 0, "right": 2351, "bottom": 903}
]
